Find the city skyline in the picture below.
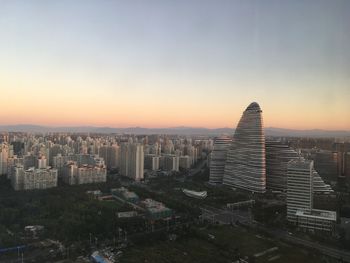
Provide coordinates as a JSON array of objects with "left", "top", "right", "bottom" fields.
[{"left": 1, "top": 0, "right": 350, "bottom": 130}]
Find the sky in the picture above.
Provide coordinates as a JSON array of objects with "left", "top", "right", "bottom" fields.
[{"left": 0, "top": 0, "right": 349, "bottom": 130}]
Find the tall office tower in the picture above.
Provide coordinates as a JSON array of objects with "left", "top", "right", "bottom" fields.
[
  {"left": 149, "top": 143, "right": 161, "bottom": 155},
  {"left": 49, "top": 144, "right": 63, "bottom": 166},
  {"left": 179, "top": 155, "right": 191, "bottom": 169},
  {"left": 53, "top": 153, "right": 69, "bottom": 177},
  {"left": 186, "top": 145, "right": 198, "bottom": 165},
  {"left": 265, "top": 140, "right": 299, "bottom": 191},
  {"left": 108, "top": 144, "right": 119, "bottom": 168},
  {"left": 119, "top": 143, "right": 144, "bottom": 181},
  {"left": 163, "top": 139, "right": 174, "bottom": 154},
  {"left": 119, "top": 144, "right": 128, "bottom": 178},
  {"left": 144, "top": 154, "right": 160, "bottom": 171},
  {"left": 11, "top": 141, "right": 24, "bottom": 156},
  {"left": 23, "top": 153, "right": 36, "bottom": 169},
  {"left": 286, "top": 159, "right": 313, "bottom": 223},
  {"left": 223, "top": 102, "right": 266, "bottom": 193},
  {"left": 62, "top": 161, "right": 79, "bottom": 185},
  {"left": 209, "top": 136, "right": 232, "bottom": 184},
  {"left": 161, "top": 154, "right": 180, "bottom": 172},
  {"left": 334, "top": 142, "right": 350, "bottom": 178},
  {"left": 0, "top": 143, "right": 9, "bottom": 175},
  {"left": 7, "top": 155, "right": 21, "bottom": 179},
  {"left": 346, "top": 153, "right": 350, "bottom": 178},
  {"left": 98, "top": 144, "right": 119, "bottom": 169}
]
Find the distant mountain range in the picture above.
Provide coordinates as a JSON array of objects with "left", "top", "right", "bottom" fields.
[{"left": 0, "top": 124, "right": 349, "bottom": 137}]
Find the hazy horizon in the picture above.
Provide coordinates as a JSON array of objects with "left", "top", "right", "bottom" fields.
[
  {"left": 1, "top": 0, "right": 349, "bottom": 130},
  {"left": 1, "top": 123, "right": 350, "bottom": 132}
]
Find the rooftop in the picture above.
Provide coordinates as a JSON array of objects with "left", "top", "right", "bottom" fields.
[
  {"left": 296, "top": 209, "right": 337, "bottom": 221},
  {"left": 245, "top": 102, "right": 261, "bottom": 111}
]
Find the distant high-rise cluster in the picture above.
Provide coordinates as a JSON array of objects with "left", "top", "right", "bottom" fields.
[{"left": 0, "top": 131, "right": 211, "bottom": 190}]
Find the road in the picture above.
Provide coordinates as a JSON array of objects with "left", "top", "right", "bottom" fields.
[
  {"left": 200, "top": 205, "right": 350, "bottom": 262},
  {"left": 254, "top": 222, "right": 350, "bottom": 262},
  {"left": 200, "top": 205, "right": 253, "bottom": 225}
]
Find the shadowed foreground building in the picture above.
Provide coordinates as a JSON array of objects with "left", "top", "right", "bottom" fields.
[
  {"left": 223, "top": 102, "right": 266, "bottom": 193},
  {"left": 266, "top": 140, "right": 333, "bottom": 194},
  {"left": 266, "top": 140, "right": 299, "bottom": 191},
  {"left": 209, "top": 136, "right": 232, "bottom": 184}
]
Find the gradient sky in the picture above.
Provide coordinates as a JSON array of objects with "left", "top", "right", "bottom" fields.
[{"left": 0, "top": 0, "right": 349, "bottom": 130}]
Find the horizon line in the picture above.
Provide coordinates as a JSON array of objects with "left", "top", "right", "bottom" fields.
[{"left": 0, "top": 123, "right": 350, "bottom": 132}]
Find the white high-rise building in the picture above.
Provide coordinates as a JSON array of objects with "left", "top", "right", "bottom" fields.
[
  {"left": 98, "top": 144, "right": 119, "bottom": 169},
  {"left": 62, "top": 161, "right": 79, "bottom": 185},
  {"left": 12, "top": 166, "right": 58, "bottom": 191},
  {"left": 144, "top": 154, "right": 160, "bottom": 171},
  {"left": 62, "top": 161, "right": 107, "bottom": 185},
  {"left": 53, "top": 153, "right": 69, "bottom": 177},
  {"left": 119, "top": 143, "right": 144, "bottom": 181},
  {"left": 7, "top": 155, "right": 22, "bottom": 179},
  {"left": 0, "top": 143, "right": 9, "bottom": 175},
  {"left": 287, "top": 159, "right": 337, "bottom": 233},
  {"left": 287, "top": 159, "right": 313, "bottom": 223}
]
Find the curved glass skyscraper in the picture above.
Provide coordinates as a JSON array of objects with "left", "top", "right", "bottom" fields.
[
  {"left": 223, "top": 102, "right": 266, "bottom": 193},
  {"left": 209, "top": 136, "right": 232, "bottom": 184}
]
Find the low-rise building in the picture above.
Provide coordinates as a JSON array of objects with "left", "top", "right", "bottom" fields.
[
  {"left": 141, "top": 198, "right": 172, "bottom": 220},
  {"left": 296, "top": 209, "right": 337, "bottom": 234},
  {"left": 111, "top": 187, "right": 139, "bottom": 203}
]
